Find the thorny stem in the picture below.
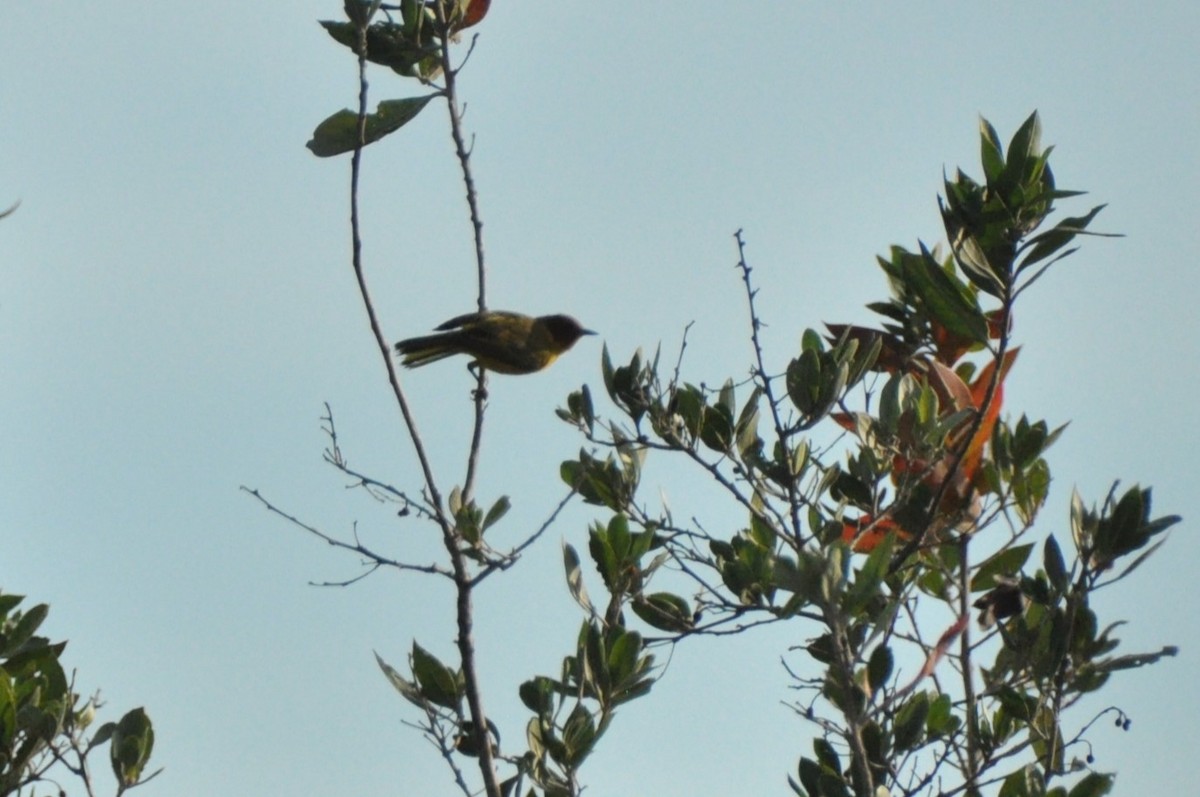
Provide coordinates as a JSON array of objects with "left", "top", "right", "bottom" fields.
[{"left": 734, "top": 229, "right": 807, "bottom": 545}]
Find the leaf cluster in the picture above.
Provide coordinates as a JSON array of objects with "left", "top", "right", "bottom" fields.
[
  {"left": 0, "top": 593, "right": 157, "bottom": 796},
  {"left": 308, "top": 0, "right": 489, "bottom": 157},
  {"left": 548, "top": 114, "right": 1176, "bottom": 797},
  {"left": 327, "top": 103, "right": 1177, "bottom": 797}
]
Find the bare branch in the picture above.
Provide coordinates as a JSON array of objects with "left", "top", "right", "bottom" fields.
[{"left": 241, "top": 486, "right": 449, "bottom": 579}]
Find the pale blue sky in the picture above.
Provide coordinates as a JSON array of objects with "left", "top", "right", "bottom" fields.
[{"left": 3, "top": 3, "right": 1198, "bottom": 795}]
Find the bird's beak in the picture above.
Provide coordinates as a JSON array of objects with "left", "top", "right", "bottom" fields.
[{"left": 582, "top": 328, "right": 597, "bottom": 336}]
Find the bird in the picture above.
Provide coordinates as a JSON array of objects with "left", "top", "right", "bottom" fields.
[{"left": 394, "top": 310, "right": 595, "bottom": 375}]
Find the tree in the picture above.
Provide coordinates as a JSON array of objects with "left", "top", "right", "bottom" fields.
[
  {"left": 554, "top": 114, "right": 1179, "bottom": 797},
  {"left": 0, "top": 206, "right": 158, "bottom": 797},
  {"left": 250, "top": 3, "right": 1180, "bottom": 795},
  {"left": 0, "top": 593, "right": 158, "bottom": 797}
]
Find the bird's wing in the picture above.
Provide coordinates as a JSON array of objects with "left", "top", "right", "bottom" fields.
[{"left": 433, "top": 311, "right": 486, "bottom": 331}]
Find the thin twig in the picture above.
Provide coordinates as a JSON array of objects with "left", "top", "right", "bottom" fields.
[
  {"left": 473, "top": 488, "right": 580, "bottom": 584},
  {"left": 347, "top": 9, "right": 449, "bottom": 528},
  {"left": 434, "top": 8, "right": 489, "bottom": 506},
  {"left": 425, "top": 5, "right": 502, "bottom": 794},
  {"left": 242, "top": 486, "right": 450, "bottom": 578}
]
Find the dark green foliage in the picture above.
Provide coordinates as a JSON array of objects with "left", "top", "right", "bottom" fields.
[
  {"left": 0, "top": 593, "right": 156, "bottom": 796},
  {"left": 550, "top": 114, "right": 1176, "bottom": 797},
  {"left": 307, "top": 96, "right": 437, "bottom": 157}
]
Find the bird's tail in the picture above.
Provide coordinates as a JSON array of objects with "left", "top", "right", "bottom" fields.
[{"left": 394, "top": 333, "right": 459, "bottom": 368}]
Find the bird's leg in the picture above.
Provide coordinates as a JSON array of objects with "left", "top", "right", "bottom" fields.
[{"left": 467, "top": 361, "right": 489, "bottom": 400}]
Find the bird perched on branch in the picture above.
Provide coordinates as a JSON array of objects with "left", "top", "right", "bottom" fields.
[{"left": 395, "top": 310, "right": 595, "bottom": 375}]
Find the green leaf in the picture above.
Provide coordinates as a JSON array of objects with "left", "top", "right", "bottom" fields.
[
  {"left": 893, "top": 691, "right": 929, "bottom": 752},
  {"left": 813, "top": 737, "right": 842, "bottom": 775},
  {"left": 904, "top": 244, "right": 989, "bottom": 345},
  {"left": 607, "top": 629, "right": 643, "bottom": 684},
  {"left": 91, "top": 720, "right": 116, "bottom": 747},
  {"left": 717, "top": 379, "right": 736, "bottom": 418},
  {"left": 307, "top": 95, "right": 436, "bottom": 157},
  {"left": 797, "top": 757, "right": 822, "bottom": 796},
  {"left": 995, "top": 686, "right": 1037, "bottom": 722},
  {"left": 0, "top": 594, "right": 24, "bottom": 615},
  {"left": 606, "top": 513, "right": 632, "bottom": 561},
  {"left": 482, "top": 496, "right": 511, "bottom": 532},
  {"left": 980, "top": 116, "right": 1005, "bottom": 182},
  {"left": 375, "top": 651, "right": 425, "bottom": 707},
  {"left": 580, "top": 624, "right": 612, "bottom": 700},
  {"left": 999, "top": 765, "right": 1037, "bottom": 797},
  {"left": 1092, "top": 645, "right": 1177, "bottom": 675},
  {"left": 916, "top": 380, "right": 939, "bottom": 425},
  {"left": 790, "top": 438, "right": 810, "bottom": 479},
  {"left": 734, "top": 386, "right": 763, "bottom": 457},
  {"left": 819, "top": 772, "right": 853, "bottom": 797},
  {"left": 700, "top": 401, "right": 735, "bottom": 452},
  {"left": 579, "top": 384, "right": 596, "bottom": 433},
  {"left": 1018, "top": 205, "right": 1108, "bottom": 271},
  {"left": 109, "top": 707, "right": 154, "bottom": 786},
  {"left": 1067, "top": 772, "right": 1114, "bottom": 797},
  {"left": 845, "top": 532, "right": 894, "bottom": 614},
  {"left": 831, "top": 471, "right": 872, "bottom": 509},
  {"left": 632, "top": 593, "right": 693, "bottom": 632},
  {"left": 1014, "top": 458, "right": 1051, "bottom": 524},
  {"left": 866, "top": 645, "right": 893, "bottom": 693},
  {"left": 518, "top": 676, "right": 556, "bottom": 717},
  {"left": 561, "top": 703, "right": 597, "bottom": 766},
  {"left": 878, "top": 372, "right": 913, "bottom": 434},
  {"left": 320, "top": 19, "right": 437, "bottom": 76},
  {"left": 802, "top": 328, "right": 825, "bottom": 353},
  {"left": 1113, "top": 537, "right": 1168, "bottom": 581},
  {"left": 1032, "top": 705, "right": 1064, "bottom": 773},
  {"left": 563, "top": 543, "right": 594, "bottom": 614},
  {"left": 970, "top": 544, "right": 1035, "bottom": 591},
  {"left": 1011, "top": 418, "right": 1049, "bottom": 467},
  {"left": 5, "top": 603, "right": 49, "bottom": 653},
  {"left": 1003, "top": 111, "right": 1043, "bottom": 185},
  {"left": 787, "top": 349, "right": 823, "bottom": 415},
  {"left": 926, "top": 693, "right": 959, "bottom": 738},
  {"left": 806, "top": 633, "right": 836, "bottom": 665},
  {"left": 601, "top": 344, "right": 616, "bottom": 398},
  {"left": 1043, "top": 536, "right": 1068, "bottom": 594},
  {"left": 411, "top": 642, "right": 461, "bottom": 710}
]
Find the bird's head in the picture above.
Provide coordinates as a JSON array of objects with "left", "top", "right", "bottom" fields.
[{"left": 541, "top": 314, "right": 596, "bottom": 351}]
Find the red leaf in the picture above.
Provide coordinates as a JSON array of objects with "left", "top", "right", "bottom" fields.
[
  {"left": 959, "top": 348, "right": 1019, "bottom": 480},
  {"left": 918, "top": 614, "right": 968, "bottom": 679},
  {"left": 830, "top": 412, "right": 857, "bottom": 433},
  {"left": 842, "top": 515, "right": 911, "bottom": 553},
  {"left": 461, "top": 0, "right": 490, "bottom": 28}
]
